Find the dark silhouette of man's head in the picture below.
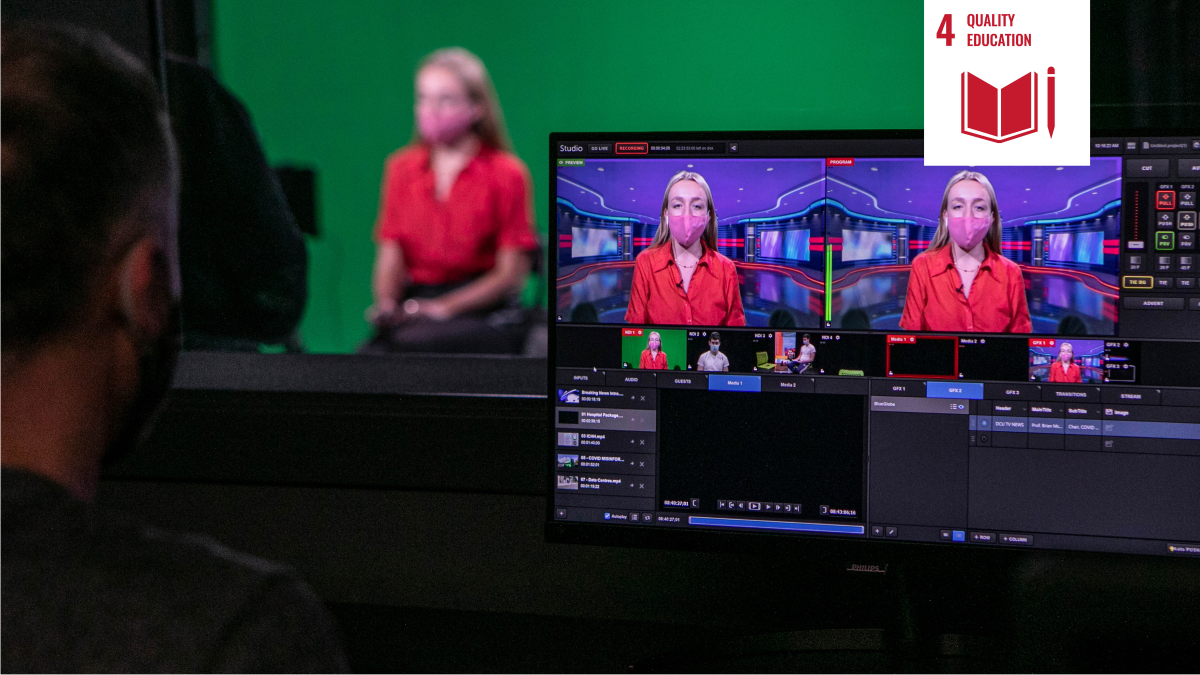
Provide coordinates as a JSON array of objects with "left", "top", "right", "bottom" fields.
[{"left": 2, "top": 25, "right": 180, "bottom": 499}]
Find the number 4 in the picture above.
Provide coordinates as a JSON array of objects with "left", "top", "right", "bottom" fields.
[{"left": 936, "top": 13, "right": 954, "bottom": 46}]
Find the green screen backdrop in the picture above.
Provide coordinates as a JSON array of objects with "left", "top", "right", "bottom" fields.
[{"left": 212, "top": 1, "right": 922, "bottom": 353}]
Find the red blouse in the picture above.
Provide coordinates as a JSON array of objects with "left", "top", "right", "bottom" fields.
[
  {"left": 375, "top": 145, "right": 538, "bottom": 286},
  {"left": 624, "top": 243, "right": 746, "bottom": 327},
  {"left": 899, "top": 246, "right": 1032, "bottom": 333},
  {"left": 639, "top": 349, "right": 668, "bottom": 370},
  {"left": 1048, "top": 362, "right": 1082, "bottom": 383}
]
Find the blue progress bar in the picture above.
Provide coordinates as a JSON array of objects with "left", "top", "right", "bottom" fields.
[{"left": 688, "top": 516, "right": 865, "bottom": 535}]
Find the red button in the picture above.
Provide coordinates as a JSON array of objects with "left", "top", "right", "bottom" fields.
[
  {"left": 1157, "top": 190, "right": 1176, "bottom": 210},
  {"left": 615, "top": 142, "right": 649, "bottom": 155}
]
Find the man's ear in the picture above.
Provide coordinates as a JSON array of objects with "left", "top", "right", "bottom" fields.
[{"left": 117, "top": 235, "right": 173, "bottom": 347}]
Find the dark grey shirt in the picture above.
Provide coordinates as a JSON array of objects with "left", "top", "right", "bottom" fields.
[{"left": 1, "top": 469, "right": 348, "bottom": 672}]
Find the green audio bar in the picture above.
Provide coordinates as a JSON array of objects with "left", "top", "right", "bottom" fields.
[{"left": 824, "top": 242, "right": 833, "bottom": 323}]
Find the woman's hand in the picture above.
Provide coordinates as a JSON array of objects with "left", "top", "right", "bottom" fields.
[
  {"left": 396, "top": 298, "right": 453, "bottom": 322},
  {"left": 366, "top": 299, "right": 400, "bottom": 326}
]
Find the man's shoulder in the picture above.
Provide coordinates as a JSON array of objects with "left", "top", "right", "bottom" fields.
[{"left": 2, "top": 475, "right": 345, "bottom": 672}]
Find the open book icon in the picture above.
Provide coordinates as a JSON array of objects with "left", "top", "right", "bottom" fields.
[{"left": 961, "top": 71, "right": 1038, "bottom": 143}]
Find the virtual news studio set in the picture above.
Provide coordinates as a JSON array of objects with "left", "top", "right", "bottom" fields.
[{"left": 4, "top": 0, "right": 1198, "bottom": 672}]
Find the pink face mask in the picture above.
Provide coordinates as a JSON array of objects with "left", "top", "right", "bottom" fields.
[
  {"left": 946, "top": 216, "right": 990, "bottom": 251},
  {"left": 667, "top": 213, "right": 707, "bottom": 249},
  {"left": 417, "top": 107, "right": 476, "bottom": 146}
]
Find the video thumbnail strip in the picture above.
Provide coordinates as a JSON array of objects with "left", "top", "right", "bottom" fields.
[{"left": 558, "top": 325, "right": 1150, "bottom": 385}]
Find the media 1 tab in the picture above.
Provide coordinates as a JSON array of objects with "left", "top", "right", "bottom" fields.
[{"left": 708, "top": 375, "right": 761, "bottom": 392}]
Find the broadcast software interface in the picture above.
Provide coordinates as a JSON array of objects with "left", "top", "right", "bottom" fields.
[{"left": 550, "top": 133, "right": 1200, "bottom": 558}]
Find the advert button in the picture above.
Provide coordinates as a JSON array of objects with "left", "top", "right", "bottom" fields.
[
  {"left": 1123, "top": 296, "right": 1185, "bottom": 310},
  {"left": 615, "top": 142, "right": 649, "bottom": 155}
]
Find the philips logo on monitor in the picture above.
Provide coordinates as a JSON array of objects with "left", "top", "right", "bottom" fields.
[
  {"left": 924, "top": 1, "right": 1089, "bottom": 165},
  {"left": 558, "top": 389, "right": 581, "bottom": 404}
]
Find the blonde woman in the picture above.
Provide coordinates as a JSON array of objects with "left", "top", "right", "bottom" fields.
[
  {"left": 365, "top": 48, "right": 537, "bottom": 353},
  {"left": 624, "top": 171, "right": 745, "bottom": 326},
  {"left": 1048, "top": 342, "right": 1082, "bottom": 382},
  {"left": 899, "top": 170, "right": 1031, "bottom": 333}
]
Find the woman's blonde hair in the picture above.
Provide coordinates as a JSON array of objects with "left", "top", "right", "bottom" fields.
[
  {"left": 928, "top": 170, "right": 1003, "bottom": 254},
  {"left": 414, "top": 47, "right": 510, "bottom": 151},
  {"left": 649, "top": 171, "right": 719, "bottom": 250}
]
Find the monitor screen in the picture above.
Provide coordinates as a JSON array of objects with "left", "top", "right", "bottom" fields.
[{"left": 549, "top": 131, "right": 1200, "bottom": 558}]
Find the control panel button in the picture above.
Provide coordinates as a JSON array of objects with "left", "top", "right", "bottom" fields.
[
  {"left": 1127, "top": 254, "right": 1144, "bottom": 272},
  {"left": 1179, "top": 159, "right": 1200, "bottom": 178},
  {"left": 1124, "top": 297, "right": 1185, "bottom": 310},
  {"left": 1157, "top": 232, "right": 1176, "bottom": 250},
  {"left": 1180, "top": 193, "right": 1197, "bottom": 208},
  {"left": 1127, "top": 158, "right": 1170, "bottom": 177},
  {"left": 1155, "top": 277, "right": 1174, "bottom": 289},
  {"left": 1000, "top": 534, "right": 1034, "bottom": 546},
  {"left": 871, "top": 525, "right": 884, "bottom": 537},
  {"left": 1156, "top": 190, "right": 1177, "bottom": 209},
  {"left": 970, "top": 532, "right": 997, "bottom": 543},
  {"left": 1157, "top": 212, "right": 1175, "bottom": 229},
  {"left": 1181, "top": 232, "right": 1197, "bottom": 249},
  {"left": 1180, "top": 211, "right": 1198, "bottom": 230},
  {"left": 1122, "top": 275, "right": 1154, "bottom": 289},
  {"left": 1177, "top": 278, "right": 1196, "bottom": 289},
  {"left": 886, "top": 526, "right": 898, "bottom": 538},
  {"left": 1179, "top": 255, "right": 1195, "bottom": 272},
  {"left": 1156, "top": 255, "right": 1173, "bottom": 272}
]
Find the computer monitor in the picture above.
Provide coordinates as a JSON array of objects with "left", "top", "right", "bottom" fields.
[{"left": 547, "top": 131, "right": 1200, "bottom": 558}]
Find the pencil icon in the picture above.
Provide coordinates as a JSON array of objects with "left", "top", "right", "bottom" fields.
[{"left": 1047, "top": 67, "right": 1056, "bottom": 138}]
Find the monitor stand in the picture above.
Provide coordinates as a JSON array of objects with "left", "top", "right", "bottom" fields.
[{"left": 626, "top": 560, "right": 1006, "bottom": 672}]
